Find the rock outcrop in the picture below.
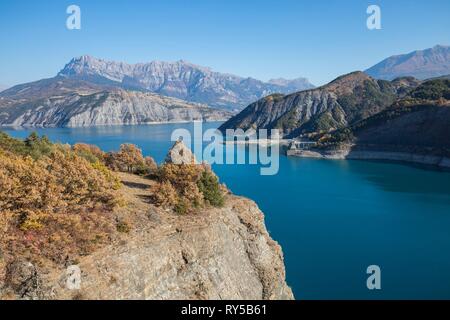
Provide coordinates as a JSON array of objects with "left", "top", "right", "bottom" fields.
[{"left": 165, "top": 140, "right": 197, "bottom": 164}]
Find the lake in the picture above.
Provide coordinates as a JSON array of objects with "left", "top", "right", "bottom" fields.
[{"left": 4, "top": 122, "right": 450, "bottom": 299}]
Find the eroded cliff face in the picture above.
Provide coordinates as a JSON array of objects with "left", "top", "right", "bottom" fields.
[
  {"left": 1, "top": 173, "right": 293, "bottom": 300},
  {"left": 0, "top": 89, "right": 231, "bottom": 128}
]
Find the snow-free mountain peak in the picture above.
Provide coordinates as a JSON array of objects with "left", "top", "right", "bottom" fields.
[
  {"left": 58, "top": 56, "right": 315, "bottom": 110},
  {"left": 365, "top": 45, "right": 450, "bottom": 80}
]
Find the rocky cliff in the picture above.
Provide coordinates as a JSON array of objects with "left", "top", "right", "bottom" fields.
[
  {"left": 59, "top": 55, "right": 314, "bottom": 111},
  {"left": 0, "top": 85, "right": 231, "bottom": 127},
  {"left": 219, "top": 72, "right": 418, "bottom": 137},
  {"left": 1, "top": 173, "right": 293, "bottom": 300}
]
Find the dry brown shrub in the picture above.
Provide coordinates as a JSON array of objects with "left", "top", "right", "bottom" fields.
[
  {"left": 116, "top": 144, "right": 145, "bottom": 172},
  {"left": 151, "top": 163, "right": 224, "bottom": 214},
  {"left": 152, "top": 181, "right": 179, "bottom": 208},
  {"left": 73, "top": 143, "right": 106, "bottom": 163},
  {"left": 0, "top": 148, "right": 120, "bottom": 267}
]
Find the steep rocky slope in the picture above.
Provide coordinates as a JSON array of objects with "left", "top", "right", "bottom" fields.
[
  {"left": 289, "top": 79, "right": 450, "bottom": 167},
  {"left": 366, "top": 45, "right": 450, "bottom": 80},
  {"left": 219, "top": 72, "right": 418, "bottom": 137},
  {"left": 1, "top": 173, "right": 293, "bottom": 300},
  {"left": 59, "top": 55, "right": 314, "bottom": 111},
  {"left": 0, "top": 84, "right": 231, "bottom": 127}
]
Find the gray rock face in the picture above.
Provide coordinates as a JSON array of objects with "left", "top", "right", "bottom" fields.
[
  {"left": 58, "top": 55, "right": 315, "bottom": 111},
  {"left": 0, "top": 88, "right": 231, "bottom": 128},
  {"left": 165, "top": 140, "right": 197, "bottom": 165},
  {"left": 6, "top": 174, "right": 294, "bottom": 300},
  {"left": 366, "top": 45, "right": 450, "bottom": 80}
]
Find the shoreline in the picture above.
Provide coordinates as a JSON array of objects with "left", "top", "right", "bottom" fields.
[
  {"left": 287, "top": 148, "right": 450, "bottom": 169},
  {"left": 223, "top": 139, "right": 290, "bottom": 146},
  {"left": 0, "top": 119, "right": 230, "bottom": 129}
]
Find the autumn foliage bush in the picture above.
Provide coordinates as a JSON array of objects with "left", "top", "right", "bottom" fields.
[
  {"left": 0, "top": 132, "right": 224, "bottom": 274},
  {"left": 152, "top": 163, "right": 225, "bottom": 214},
  {"left": 73, "top": 143, "right": 106, "bottom": 164},
  {"left": 0, "top": 134, "right": 122, "bottom": 267},
  {"left": 104, "top": 144, "right": 157, "bottom": 176}
]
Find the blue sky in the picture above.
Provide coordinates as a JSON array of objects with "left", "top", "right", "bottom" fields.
[{"left": 0, "top": 0, "right": 449, "bottom": 87}]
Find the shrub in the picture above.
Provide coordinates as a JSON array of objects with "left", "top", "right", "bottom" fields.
[
  {"left": 24, "top": 133, "right": 53, "bottom": 159},
  {"left": 152, "top": 181, "right": 178, "bottom": 208},
  {"left": 0, "top": 132, "right": 53, "bottom": 160},
  {"left": 144, "top": 156, "right": 158, "bottom": 173},
  {"left": 116, "top": 220, "right": 131, "bottom": 233},
  {"left": 174, "top": 198, "right": 190, "bottom": 215},
  {"left": 104, "top": 144, "right": 156, "bottom": 176},
  {"left": 91, "top": 161, "right": 122, "bottom": 191},
  {"left": 197, "top": 170, "right": 225, "bottom": 207},
  {"left": 73, "top": 143, "right": 106, "bottom": 164},
  {"left": 151, "top": 163, "right": 225, "bottom": 214},
  {"left": 44, "top": 151, "right": 119, "bottom": 209},
  {"left": 0, "top": 134, "right": 122, "bottom": 267},
  {"left": 116, "top": 144, "right": 145, "bottom": 172}
]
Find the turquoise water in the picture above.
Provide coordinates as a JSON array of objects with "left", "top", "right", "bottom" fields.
[{"left": 4, "top": 122, "right": 450, "bottom": 300}]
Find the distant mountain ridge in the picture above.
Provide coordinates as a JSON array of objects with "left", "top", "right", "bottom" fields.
[
  {"left": 219, "top": 71, "right": 419, "bottom": 138},
  {"left": 365, "top": 45, "right": 450, "bottom": 80},
  {"left": 0, "top": 78, "right": 231, "bottom": 127},
  {"left": 58, "top": 55, "right": 315, "bottom": 111}
]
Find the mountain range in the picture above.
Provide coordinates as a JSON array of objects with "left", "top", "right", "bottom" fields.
[
  {"left": 58, "top": 55, "right": 315, "bottom": 111},
  {"left": 1, "top": 45, "right": 450, "bottom": 129},
  {"left": 0, "top": 56, "right": 315, "bottom": 127},
  {"left": 365, "top": 45, "right": 450, "bottom": 80}
]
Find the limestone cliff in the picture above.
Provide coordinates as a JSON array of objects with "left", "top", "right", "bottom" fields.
[
  {"left": 0, "top": 87, "right": 231, "bottom": 127},
  {"left": 1, "top": 173, "right": 293, "bottom": 300}
]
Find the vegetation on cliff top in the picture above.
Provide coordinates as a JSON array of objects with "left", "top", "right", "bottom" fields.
[
  {"left": 152, "top": 145, "right": 226, "bottom": 214},
  {"left": 0, "top": 133, "right": 122, "bottom": 268},
  {"left": 0, "top": 132, "right": 226, "bottom": 273}
]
